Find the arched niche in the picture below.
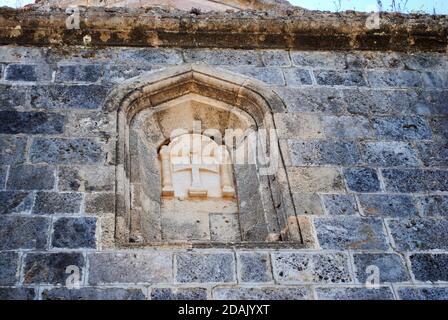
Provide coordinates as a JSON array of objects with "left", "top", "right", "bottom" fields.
[{"left": 103, "top": 64, "right": 304, "bottom": 247}]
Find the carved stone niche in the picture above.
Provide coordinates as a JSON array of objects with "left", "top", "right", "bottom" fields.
[{"left": 103, "top": 64, "right": 309, "bottom": 248}]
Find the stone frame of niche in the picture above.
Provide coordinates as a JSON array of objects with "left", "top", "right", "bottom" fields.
[{"left": 103, "top": 64, "right": 315, "bottom": 249}]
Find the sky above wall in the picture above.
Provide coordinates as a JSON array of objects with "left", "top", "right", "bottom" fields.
[{"left": 0, "top": 0, "right": 447, "bottom": 14}]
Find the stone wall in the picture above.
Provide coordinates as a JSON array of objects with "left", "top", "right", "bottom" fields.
[{"left": 0, "top": 46, "right": 447, "bottom": 300}]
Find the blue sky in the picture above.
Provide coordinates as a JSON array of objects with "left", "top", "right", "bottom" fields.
[{"left": 1, "top": 0, "right": 447, "bottom": 14}]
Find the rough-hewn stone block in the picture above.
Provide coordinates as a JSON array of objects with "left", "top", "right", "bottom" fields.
[
  {"left": 360, "top": 142, "right": 420, "bottom": 167},
  {"left": 410, "top": 254, "right": 448, "bottom": 282},
  {"left": 176, "top": 253, "right": 235, "bottom": 283},
  {"left": 418, "top": 196, "right": 448, "bottom": 217},
  {"left": 105, "top": 64, "right": 161, "bottom": 84},
  {"left": 52, "top": 217, "right": 97, "bottom": 249},
  {"left": 429, "top": 117, "right": 448, "bottom": 140},
  {"left": 315, "top": 287, "right": 394, "bottom": 300},
  {"left": 314, "top": 70, "right": 366, "bottom": 86},
  {"left": 283, "top": 68, "right": 313, "bottom": 86},
  {"left": 261, "top": 50, "right": 290, "bottom": 66},
  {"left": 117, "top": 48, "right": 183, "bottom": 65},
  {"left": 398, "top": 287, "right": 448, "bottom": 300},
  {"left": 288, "top": 140, "right": 359, "bottom": 166},
  {"left": 0, "top": 216, "right": 49, "bottom": 249},
  {"left": 0, "top": 252, "right": 19, "bottom": 285},
  {"left": 213, "top": 286, "right": 312, "bottom": 300},
  {"left": 322, "top": 194, "right": 358, "bottom": 215},
  {"left": 322, "top": 116, "right": 371, "bottom": 138},
  {"left": 0, "top": 165, "right": 6, "bottom": 189},
  {"left": 417, "top": 91, "right": 448, "bottom": 116},
  {"left": 315, "top": 217, "right": 388, "bottom": 250},
  {"left": 0, "top": 111, "right": 64, "bottom": 134},
  {"left": 5, "top": 64, "right": 52, "bottom": 81},
  {"left": 184, "top": 49, "right": 261, "bottom": 66},
  {"left": 30, "top": 138, "right": 104, "bottom": 165},
  {"left": 292, "top": 193, "right": 324, "bottom": 215},
  {"left": 88, "top": 252, "right": 172, "bottom": 285},
  {"left": 237, "top": 252, "right": 273, "bottom": 283},
  {"left": 0, "top": 191, "right": 34, "bottom": 214},
  {"left": 32, "top": 192, "right": 82, "bottom": 215},
  {"left": 367, "top": 71, "right": 422, "bottom": 88},
  {"left": 422, "top": 71, "right": 448, "bottom": 88},
  {"left": 416, "top": 142, "right": 448, "bottom": 166},
  {"left": 0, "top": 288, "right": 36, "bottom": 300},
  {"left": 56, "top": 64, "right": 103, "bottom": 82},
  {"left": 382, "top": 169, "right": 448, "bottom": 192},
  {"left": 372, "top": 116, "right": 432, "bottom": 140},
  {"left": 0, "top": 85, "right": 28, "bottom": 109},
  {"left": 273, "top": 113, "right": 324, "bottom": 140},
  {"left": 85, "top": 193, "right": 115, "bottom": 214},
  {"left": 353, "top": 253, "right": 410, "bottom": 283},
  {"left": 23, "top": 252, "right": 85, "bottom": 285},
  {"left": 65, "top": 111, "right": 115, "bottom": 138},
  {"left": 0, "top": 136, "right": 27, "bottom": 165},
  {"left": 272, "top": 252, "right": 352, "bottom": 284},
  {"left": 287, "top": 167, "right": 345, "bottom": 193},
  {"left": 291, "top": 52, "right": 346, "bottom": 69},
  {"left": 42, "top": 288, "right": 146, "bottom": 300},
  {"left": 343, "top": 168, "right": 381, "bottom": 193},
  {"left": 225, "top": 66, "right": 284, "bottom": 85},
  {"left": 58, "top": 166, "right": 114, "bottom": 192},
  {"left": 6, "top": 165, "right": 55, "bottom": 190},
  {"left": 358, "top": 195, "right": 418, "bottom": 217},
  {"left": 150, "top": 288, "right": 207, "bottom": 300},
  {"left": 388, "top": 219, "right": 448, "bottom": 250}
]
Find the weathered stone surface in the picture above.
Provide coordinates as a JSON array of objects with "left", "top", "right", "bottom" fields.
[
  {"left": 238, "top": 252, "right": 273, "bottom": 283},
  {"left": 30, "top": 138, "right": 104, "bottom": 165},
  {"left": 410, "top": 254, "right": 448, "bottom": 282},
  {"left": 315, "top": 287, "right": 394, "bottom": 300},
  {"left": 292, "top": 193, "right": 324, "bottom": 215},
  {"left": 213, "top": 287, "right": 312, "bottom": 300},
  {"left": 30, "top": 85, "right": 109, "bottom": 109},
  {"left": 151, "top": 288, "right": 207, "bottom": 300},
  {"left": 32, "top": 192, "right": 82, "bottom": 215},
  {"left": 291, "top": 52, "right": 346, "bottom": 69},
  {"left": 56, "top": 64, "right": 103, "bottom": 82},
  {"left": 388, "top": 219, "right": 448, "bottom": 251},
  {"left": 382, "top": 169, "right": 448, "bottom": 192},
  {"left": 176, "top": 253, "right": 235, "bottom": 283},
  {"left": 65, "top": 111, "right": 115, "bottom": 138},
  {"left": 283, "top": 68, "right": 313, "bottom": 86},
  {"left": 274, "top": 113, "right": 324, "bottom": 139},
  {"left": 0, "top": 111, "right": 64, "bottom": 134},
  {"left": 105, "top": 63, "right": 161, "bottom": 83},
  {"left": 0, "top": 216, "right": 49, "bottom": 250},
  {"left": 422, "top": 71, "right": 448, "bottom": 89},
  {"left": 117, "top": 48, "right": 183, "bottom": 65},
  {"left": 288, "top": 140, "right": 359, "bottom": 166},
  {"left": 398, "top": 287, "right": 448, "bottom": 300},
  {"left": 85, "top": 193, "right": 115, "bottom": 214},
  {"left": 372, "top": 116, "right": 432, "bottom": 140},
  {"left": 272, "top": 252, "right": 352, "bottom": 284},
  {"left": 315, "top": 217, "right": 388, "bottom": 250},
  {"left": 367, "top": 71, "right": 422, "bottom": 88},
  {"left": 42, "top": 287, "right": 146, "bottom": 300},
  {"left": 288, "top": 167, "right": 345, "bottom": 193},
  {"left": 429, "top": 117, "right": 448, "bottom": 140},
  {"left": 209, "top": 213, "right": 241, "bottom": 242},
  {"left": 0, "top": 165, "right": 6, "bottom": 189},
  {"left": 184, "top": 49, "right": 261, "bottom": 66},
  {"left": 418, "top": 196, "right": 448, "bottom": 217},
  {"left": 0, "top": 136, "right": 27, "bottom": 165},
  {"left": 353, "top": 253, "right": 410, "bottom": 283},
  {"left": 0, "top": 288, "right": 36, "bottom": 300},
  {"left": 416, "top": 142, "right": 448, "bottom": 166},
  {"left": 0, "top": 252, "right": 19, "bottom": 286},
  {"left": 358, "top": 195, "right": 418, "bottom": 217},
  {"left": 261, "top": 50, "right": 290, "bottom": 66},
  {"left": 322, "top": 194, "right": 358, "bottom": 215},
  {"left": 52, "top": 217, "right": 97, "bottom": 249},
  {"left": 403, "top": 54, "right": 447, "bottom": 70},
  {"left": 88, "top": 252, "right": 172, "bottom": 285},
  {"left": 5, "top": 64, "right": 52, "bottom": 81},
  {"left": 345, "top": 52, "right": 404, "bottom": 70},
  {"left": 225, "top": 66, "right": 284, "bottom": 85},
  {"left": 0, "top": 85, "right": 28, "bottom": 109},
  {"left": 0, "top": 191, "right": 34, "bottom": 214},
  {"left": 360, "top": 142, "right": 421, "bottom": 167},
  {"left": 23, "top": 252, "right": 85, "bottom": 285},
  {"left": 58, "top": 166, "right": 114, "bottom": 192},
  {"left": 343, "top": 168, "right": 381, "bottom": 193},
  {"left": 417, "top": 91, "right": 448, "bottom": 116},
  {"left": 314, "top": 70, "right": 366, "bottom": 86},
  {"left": 322, "top": 115, "right": 371, "bottom": 138},
  {"left": 7, "top": 165, "right": 55, "bottom": 190}
]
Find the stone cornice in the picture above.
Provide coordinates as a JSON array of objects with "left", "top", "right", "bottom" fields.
[{"left": 0, "top": 6, "right": 447, "bottom": 52}]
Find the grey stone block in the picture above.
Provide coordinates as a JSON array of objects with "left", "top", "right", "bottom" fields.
[
  {"left": 410, "top": 254, "right": 448, "bottom": 282},
  {"left": 416, "top": 91, "right": 448, "bottom": 116},
  {"left": 360, "top": 142, "right": 420, "bottom": 167},
  {"left": 88, "top": 252, "right": 172, "bottom": 285},
  {"left": 343, "top": 168, "right": 381, "bottom": 193},
  {"left": 292, "top": 193, "right": 324, "bottom": 215},
  {"left": 58, "top": 166, "right": 114, "bottom": 192},
  {"left": 288, "top": 167, "right": 345, "bottom": 193},
  {"left": 322, "top": 194, "right": 358, "bottom": 215},
  {"left": 283, "top": 68, "right": 313, "bottom": 86},
  {"left": 358, "top": 195, "right": 418, "bottom": 217},
  {"left": 225, "top": 66, "right": 284, "bottom": 85},
  {"left": 314, "top": 217, "right": 388, "bottom": 250},
  {"left": 288, "top": 140, "right": 360, "bottom": 166},
  {"left": 0, "top": 136, "right": 27, "bottom": 165},
  {"left": 315, "top": 287, "right": 394, "bottom": 300},
  {"left": 322, "top": 116, "right": 371, "bottom": 138},
  {"left": 184, "top": 49, "right": 261, "bottom": 66},
  {"left": 372, "top": 116, "right": 432, "bottom": 141},
  {"left": 403, "top": 53, "right": 447, "bottom": 70},
  {"left": 176, "top": 253, "right": 235, "bottom": 283},
  {"left": 23, "top": 252, "right": 85, "bottom": 285},
  {"left": 0, "top": 252, "right": 19, "bottom": 285},
  {"left": 0, "top": 85, "right": 28, "bottom": 109},
  {"left": 0, "top": 191, "right": 34, "bottom": 214},
  {"left": 314, "top": 70, "right": 366, "bottom": 86},
  {"left": 388, "top": 219, "right": 448, "bottom": 251},
  {"left": 0, "top": 288, "right": 36, "bottom": 300},
  {"left": 0, "top": 111, "right": 64, "bottom": 134},
  {"left": 272, "top": 252, "right": 352, "bottom": 284},
  {"left": 261, "top": 50, "right": 290, "bottom": 66},
  {"left": 213, "top": 286, "right": 312, "bottom": 300},
  {"left": 353, "top": 253, "right": 410, "bottom": 283},
  {"left": 30, "top": 138, "right": 104, "bottom": 165},
  {"left": 5, "top": 64, "right": 52, "bottom": 81},
  {"left": 398, "top": 287, "right": 448, "bottom": 300},
  {"left": 85, "top": 193, "right": 115, "bottom": 214},
  {"left": 291, "top": 52, "right": 346, "bottom": 69},
  {"left": 0, "top": 165, "right": 6, "bottom": 189},
  {"left": 52, "top": 217, "right": 97, "bottom": 249},
  {"left": 30, "top": 85, "right": 109, "bottom": 109},
  {"left": 0, "top": 215, "right": 49, "bottom": 250},
  {"left": 65, "top": 111, "right": 115, "bottom": 138},
  {"left": 418, "top": 196, "right": 448, "bottom": 217},
  {"left": 209, "top": 213, "right": 241, "bottom": 242},
  {"left": 56, "top": 64, "right": 103, "bottom": 82},
  {"left": 32, "top": 192, "right": 82, "bottom": 215},
  {"left": 42, "top": 288, "right": 146, "bottom": 300},
  {"left": 416, "top": 142, "right": 448, "bottom": 167},
  {"left": 7, "top": 165, "right": 55, "bottom": 190},
  {"left": 117, "top": 48, "right": 183, "bottom": 65},
  {"left": 238, "top": 252, "right": 273, "bottom": 283},
  {"left": 429, "top": 117, "right": 448, "bottom": 140},
  {"left": 150, "top": 288, "right": 207, "bottom": 300},
  {"left": 422, "top": 72, "right": 448, "bottom": 89},
  {"left": 367, "top": 70, "right": 422, "bottom": 88},
  {"left": 345, "top": 52, "right": 404, "bottom": 69},
  {"left": 382, "top": 169, "right": 448, "bottom": 192}
]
